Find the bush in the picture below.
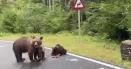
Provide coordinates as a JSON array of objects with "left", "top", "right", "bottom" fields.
[
  {"left": 2, "top": 10, "right": 17, "bottom": 33},
  {"left": 82, "top": 3, "right": 130, "bottom": 40}
]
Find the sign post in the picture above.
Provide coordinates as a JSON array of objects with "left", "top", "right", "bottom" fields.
[
  {"left": 72, "top": 0, "right": 85, "bottom": 36},
  {"left": 78, "top": 10, "right": 81, "bottom": 36},
  {"left": 49, "top": 0, "right": 51, "bottom": 12}
]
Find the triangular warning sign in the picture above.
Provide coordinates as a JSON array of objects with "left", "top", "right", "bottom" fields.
[
  {"left": 74, "top": 0, "right": 84, "bottom": 8},
  {"left": 72, "top": 0, "right": 85, "bottom": 11}
]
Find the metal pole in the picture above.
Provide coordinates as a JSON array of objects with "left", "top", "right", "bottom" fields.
[
  {"left": 49, "top": 0, "right": 51, "bottom": 12},
  {"left": 52, "top": 0, "right": 54, "bottom": 11},
  {"left": 64, "top": 0, "right": 66, "bottom": 8},
  {"left": 78, "top": 10, "right": 81, "bottom": 36}
]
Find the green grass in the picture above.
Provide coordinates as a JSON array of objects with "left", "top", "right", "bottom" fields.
[{"left": 0, "top": 33, "right": 131, "bottom": 68}]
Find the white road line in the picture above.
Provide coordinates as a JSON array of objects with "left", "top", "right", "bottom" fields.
[
  {"left": 98, "top": 68, "right": 105, "bottom": 69},
  {"left": 0, "top": 40, "right": 124, "bottom": 69},
  {"left": 67, "top": 53, "right": 123, "bottom": 69},
  {"left": 45, "top": 47, "right": 123, "bottom": 69}
]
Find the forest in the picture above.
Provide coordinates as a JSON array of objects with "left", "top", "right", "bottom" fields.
[{"left": 0, "top": 0, "right": 131, "bottom": 41}]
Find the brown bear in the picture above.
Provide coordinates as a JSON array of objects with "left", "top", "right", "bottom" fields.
[
  {"left": 51, "top": 44, "right": 67, "bottom": 58},
  {"left": 34, "top": 46, "right": 45, "bottom": 62},
  {"left": 13, "top": 36, "right": 43, "bottom": 62}
]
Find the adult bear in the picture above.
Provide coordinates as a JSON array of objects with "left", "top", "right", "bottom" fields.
[{"left": 13, "top": 36, "right": 43, "bottom": 62}]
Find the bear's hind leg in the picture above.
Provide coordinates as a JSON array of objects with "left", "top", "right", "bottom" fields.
[
  {"left": 14, "top": 52, "right": 21, "bottom": 62},
  {"left": 14, "top": 52, "right": 24, "bottom": 62},
  {"left": 19, "top": 52, "right": 25, "bottom": 62}
]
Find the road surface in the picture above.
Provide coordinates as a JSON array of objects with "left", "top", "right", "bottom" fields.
[{"left": 0, "top": 40, "right": 123, "bottom": 69}]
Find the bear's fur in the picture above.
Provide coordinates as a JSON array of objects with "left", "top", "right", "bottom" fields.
[
  {"left": 13, "top": 36, "right": 43, "bottom": 62},
  {"left": 51, "top": 44, "right": 67, "bottom": 57}
]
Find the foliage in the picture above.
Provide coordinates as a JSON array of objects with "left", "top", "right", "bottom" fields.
[
  {"left": 0, "top": 0, "right": 131, "bottom": 40},
  {"left": 82, "top": 2, "right": 131, "bottom": 40}
]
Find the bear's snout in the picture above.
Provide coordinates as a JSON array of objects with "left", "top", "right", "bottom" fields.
[{"left": 33, "top": 41, "right": 40, "bottom": 48}]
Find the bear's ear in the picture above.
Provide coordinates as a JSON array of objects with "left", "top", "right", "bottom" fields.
[
  {"left": 40, "top": 36, "right": 43, "bottom": 40},
  {"left": 31, "top": 35, "right": 36, "bottom": 39}
]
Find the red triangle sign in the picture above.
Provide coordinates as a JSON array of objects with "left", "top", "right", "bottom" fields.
[
  {"left": 74, "top": 0, "right": 84, "bottom": 8},
  {"left": 72, "top": 0, "right": 85, "bottom": 11}
]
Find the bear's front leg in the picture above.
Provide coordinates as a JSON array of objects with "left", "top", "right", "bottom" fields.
[
  {"left": 34, "top": 51, "right": 38, "bottom": 61},
  {"left": 40, "top": 51, "right": 45, "bottom": 60},
  {"left": 28, "top": 52, "right": 35, "bottom": 62}
]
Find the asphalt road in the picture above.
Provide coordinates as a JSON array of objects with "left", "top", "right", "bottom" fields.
[{"left": 0, "top": 40, "right": 123, "bottom": 69}]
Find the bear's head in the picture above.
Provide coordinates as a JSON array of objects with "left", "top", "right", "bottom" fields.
[{"left": 31, "top": 36, "right": 43, "bottom": 48}]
